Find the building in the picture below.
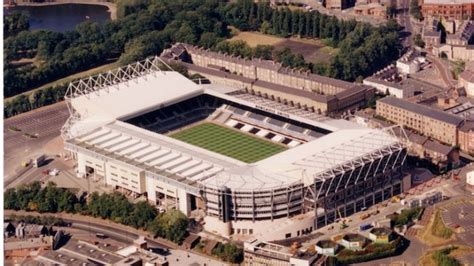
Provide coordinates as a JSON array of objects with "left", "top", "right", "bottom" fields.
[
  {"left": 354, "top": 3, "right": 387, "bottom": 17},
  {"left": 161, "top": 43, "right": 375, "bottom": 114},
  {"left": 315, "top": 240, "right": 340, "bottom": 256},
  {"left": 404, "top": 132, "right": 460, "bottom": 170},
  {"left": 62, "top": 57, "right": 408, "bottom": 241},
  {"left": 376, "top": 97, "right": 464, "bottom": 145},
  {"left": 459, "top": 67, "right": 474, "bottom": 97},
  {"left": 368, "top": 227, "right": 395, "bottom": 243},
  {"left": 326, "top": 0, "right": 357, "bottom": 10},
  {"left": 433, "top": 21, "right": 474, "bottom": 61},
  {"left": 458, "top": 121, "right": 474, "bottom": 154},
  {"left": 59, "top": 240, "right": 124, "bottom": 265},
  {"left": 405, "top": 191, "right": 443, "bottom": 208},
  {"left": 422, "top": 29, "right": 442, "bottom": 48},
  {"left": 36, "top": 250, "right": 94, "bottom": 266},
  {"left": 363, "top": 65, "right": 416, "bottom": 98},
  {"left": 4, "top": 236, "right": 54, "bottom": 261},
  {"left": 339, "top": 234, "right": 368, "bottom": 250},
  {"left": 396, "top": 50, "right": 426, "bottom": 75},
  {"left": 421, "top": 0, "right": 474, "bottom": 20},
  {"left": 467, "top": 171, "right": 474, "bottom": 191},
  {"left": 15, "top": 223, "right": 49, "bottom": 239},
  {"left": 4, "top": 222, "right": 15, "bottom": 237},
  {"left": 243, "top": 239, "right": 320, "bottom": 266}
]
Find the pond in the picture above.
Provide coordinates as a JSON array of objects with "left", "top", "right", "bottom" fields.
[{"left": 7, "top": 4, "right": 111, "bottom": 32}]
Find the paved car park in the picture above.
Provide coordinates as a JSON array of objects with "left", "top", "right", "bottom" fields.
[
  {"left": 441, "top": 200, "right": 474, "bottom": 247},
  {"left": 4, "top": 102, "right": 69, "bottom": 183}
]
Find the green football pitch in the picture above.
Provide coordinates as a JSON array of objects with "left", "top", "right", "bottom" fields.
[{"left": 170, "top": 123, "right": 287, "bottom": 163}]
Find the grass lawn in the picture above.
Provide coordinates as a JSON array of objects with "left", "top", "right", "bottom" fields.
[
  {"left": 419, "top": 245, "right": 472, "bottom": 266},
  {"left": 170, "top": 123, "right": 286, "bottom": 163},
  {"left": 229, "top": 30, "right": 338, "bottom": 63},
  {"left": 418, "top": 210, "right": 454, "bottom": 247},
  {"left": 229, "top": 31, "right": 284, "bottom": 47}
]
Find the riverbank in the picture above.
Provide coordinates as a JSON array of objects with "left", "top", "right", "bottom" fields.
[{"left": 15, "top": 0, "right": 117, "bottom": 20}]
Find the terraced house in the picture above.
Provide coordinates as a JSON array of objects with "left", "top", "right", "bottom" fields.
[{"left": 161, "top": 43, "right": 375, "bottom": 115}]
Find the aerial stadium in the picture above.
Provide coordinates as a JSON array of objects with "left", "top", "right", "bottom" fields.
[{"left": 62, "top": 56, "right": 410, "bottom": 241}]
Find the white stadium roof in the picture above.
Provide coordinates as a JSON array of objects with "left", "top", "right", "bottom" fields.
[{"left": 64, "top": 59, "right": 404, "bottom": 193}]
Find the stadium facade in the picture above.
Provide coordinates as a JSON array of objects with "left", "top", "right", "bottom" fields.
[{"left": 62, "top": 57, "right": 410, "bottom": 241}]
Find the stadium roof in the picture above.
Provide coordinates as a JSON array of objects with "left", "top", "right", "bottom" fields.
[
  {"left": 64, "top": 62, "right": 404, "bottom": 193},
  {"left": 256, "top": 127, "right": 401, "bottom": 185},
  {"left": 70, "top": 72, "right": 202, "bottom": 132},
  {"left": 63, "top": 57, "right": 203, "bottom": 139}
]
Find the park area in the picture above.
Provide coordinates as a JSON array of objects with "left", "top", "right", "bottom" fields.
[
  {"left": 229, "top": 31, "right": 339, "bottom": 63},
  {"left": 170, "top": 123, "right": 286, "bottom": 163}
]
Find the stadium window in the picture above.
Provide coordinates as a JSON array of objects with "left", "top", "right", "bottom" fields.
[
  {"left": 110, "top": 165, "right": 117, "bottom": 169},
  {"left": 111, "top": 173, "right": 118, "bottom": 177},
  {"left": 121, "top": 176, "right": 128, "bottom": 180}
]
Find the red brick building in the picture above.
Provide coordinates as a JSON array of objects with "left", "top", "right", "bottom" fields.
[{"left": 421, "top": 0, "right": 474, "bottom": 20}]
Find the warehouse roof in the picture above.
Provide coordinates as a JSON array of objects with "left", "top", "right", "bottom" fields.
[{"left": 378, "top": 97, "right": 464, "bottom": 125}]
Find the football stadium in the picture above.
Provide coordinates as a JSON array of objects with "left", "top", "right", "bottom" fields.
[{"left": 62, "top": 57, "right": 410, "bottom": 241}]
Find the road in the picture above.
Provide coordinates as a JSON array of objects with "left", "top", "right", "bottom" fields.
[
  {"left": 399, "top": 0, "right": 414, "bottom": 48},
  {"left": 4, "top": 210, "right": 228, "bottom": 266},
  {"left": 427, "top": 54, "right": 457, "bottom": 88}
]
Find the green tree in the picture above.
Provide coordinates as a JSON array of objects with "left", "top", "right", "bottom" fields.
[
  {"left": 127, "top": 201, "right": 157, "bottom": 229},
  {"left": 4, "top": 188, "right": 19, "bottom": 210},
  {"left": 4, "top": 11, "right": 29, "bottom": 37},
  {"left": 148, "top": 209, "right": 188, "bottom": 243},
  {"left": 413, "top": 34, "right": 426, "bottom": 48},
  {"left": 410, "top": 0, "right": 422, "bottom": 20}
]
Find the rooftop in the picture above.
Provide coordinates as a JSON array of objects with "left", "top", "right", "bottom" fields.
[
  {"left": 378, "top": 97, "right": 464, "bottom": 126},
  {"left": 460, "top": 69, "right": 474, "bottom": 83},
  {"left": 424, "top": 139, "right": 454, "bottom": 154},
  {"left": 343, "top": 234, "right": 367, "bottom": 242},
  {"left": 369, "top": 227, "right": 393, "bottom": 236},
  {"left": 4, "top": 236, "right": 52, "bottom": 251},
  {"left": 424, "top": 0, "right": 474, "bottom": 4},
  {"left": 316, "top": 240, "right": 338, "bottom": 248},
  {"left": 61, "top": 240, "right": 124, "bottom": 264},
  {"left": 37, "top": 250, "right": 93, "bottom": 266}
]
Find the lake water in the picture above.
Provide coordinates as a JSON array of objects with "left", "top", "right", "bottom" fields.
[{"left": 8, "top": 4, "right": 111, "bottom": 32}]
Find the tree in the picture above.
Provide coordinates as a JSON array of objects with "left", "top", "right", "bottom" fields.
[
  {"left": 174, "top": 23, "right": 197, "bottom": 44},
  {"left": 127, "top": 201, "right": 157, "bottom": 229},
  {"left": 386, "top": 4, "right": 397, "bottom": 19},
  {"left": 212, "top": 243, "right": 244, "bottom": 263},
  {"left": 4, "top": 11, "right": 29, "bottom": 37},
  {"left": 4, "top": 188, "right": 19, "bottom": 210},
  {"left": 148, "top": 209, "right": 188, "bottom": 243},
  {"left": 410, "top": 0, "right": 422, "bottom": 20},
  {"left": 413, "top": 34, "right": 426, "bottom": 48},
  {"left": 253, "top": 45, "right": 274, "bottom": 60},
  {"left": 198, "top": 32, "right": 221, "bottom": 49}
]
